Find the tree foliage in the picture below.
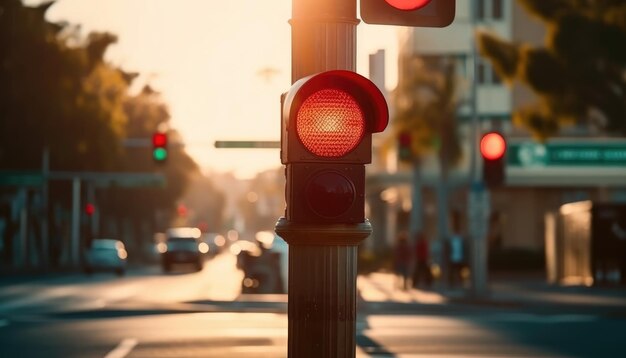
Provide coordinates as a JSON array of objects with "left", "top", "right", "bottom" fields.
[
  {"left": 477, "top": 0, "right": 626, "bottom": 138},
  {"left": 1, "top": 0, "right": 201, "bottom": 236},
  {"left": 392, "top": 56, "right": 463, "bottom": 166}
]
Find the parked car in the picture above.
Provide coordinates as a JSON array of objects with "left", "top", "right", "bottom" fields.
[
  {"left": 84, "top": 239, "right": 127, "bottom": 276},
  {"left": 161, "top": 227, "right": 206, "bottom": 272}
]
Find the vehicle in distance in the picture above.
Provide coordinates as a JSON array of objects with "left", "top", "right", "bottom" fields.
[
  {"left": 160, "top": 227, "right": 207, "bottom": 272},
  {"left": 84, "top": 239, "right": 128, "bottom": 276}
]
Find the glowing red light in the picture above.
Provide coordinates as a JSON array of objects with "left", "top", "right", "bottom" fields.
[
  {"left": 480, "top": 132, "right": 506, "bottom": 160},
  {"left": 296, "top": 89, "right": 365, "bottom": 158},
  {"left": 152, "top": 133, "right": 167, "bottom": 147},
  {"left": 385, "top": 0, "right": 432, "bottom": 11},
  {"left": 85, "top": 203, "right": 95, "bottom": 216}
]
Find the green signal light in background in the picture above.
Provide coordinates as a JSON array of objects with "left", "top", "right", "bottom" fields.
[{"left": 153, "top": 147, "right": 168, "bottom": 161}]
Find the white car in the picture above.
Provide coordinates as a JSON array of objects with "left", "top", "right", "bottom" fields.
[{"left": 84, "top": 239, "right": 128, "bottom": 276}]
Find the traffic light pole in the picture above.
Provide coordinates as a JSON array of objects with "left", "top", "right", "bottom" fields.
[{"left": 278, "top": 1, "right": 364, "bottom": 357}]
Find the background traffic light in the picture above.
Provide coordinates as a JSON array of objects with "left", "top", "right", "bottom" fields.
[
  {"left": 84, "top": 203, "right": 96, "bottom": 216},
  {"left": 480, "top": 131, "right": 506, "bottom": 188},
  {"left": 281, "top": 70, "right": 388, "bottom": 224},
  {"left": 152, "top": 132, "right": 168, "bottom": 163},
  {"left": 360, "top": 0, "right": 455, "bottom": 27}
]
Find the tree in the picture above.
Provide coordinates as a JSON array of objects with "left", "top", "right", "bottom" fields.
[
  {"left": 392, "top": 55, "right": 463, "bottom": 238},
  {"left": 477, "top": 0, "right": 626, "bottom": 138}
]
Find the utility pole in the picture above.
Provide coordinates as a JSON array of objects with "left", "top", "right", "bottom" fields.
[{"left": 279, "top": 1, "right": 364, "bottom": 356}]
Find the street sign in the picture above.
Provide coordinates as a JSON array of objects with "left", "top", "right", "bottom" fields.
[
  {"left": 214, "top": 140, "right": 280, "bottom": 149},
  {"left": 508, "top": 141, "right": 626, "bottom": 167},
  {"left": 0, "top": 172, "right": 44, "bottom": 187}
]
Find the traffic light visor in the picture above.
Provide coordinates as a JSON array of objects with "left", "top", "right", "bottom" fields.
[
  {"left": 480, "top": 132, "right": 506, "bottom": 160},
  {"left": 385, "top": 0, "right": 432, "bottom": 11}
]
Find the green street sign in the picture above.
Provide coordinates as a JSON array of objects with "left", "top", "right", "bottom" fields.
[
  {"left": 0, "top": 172, "right": 44, "bottom": 187},
  {"left": 508, "top": 141, "right": 626, "bottom": 167}
]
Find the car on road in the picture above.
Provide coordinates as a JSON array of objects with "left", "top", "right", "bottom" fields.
[
  {"left": 83, "top": 238, "right": 128, "bottom": 276},
  {"left": 161, "top": 227, "right": 207, "bottom": 272}
]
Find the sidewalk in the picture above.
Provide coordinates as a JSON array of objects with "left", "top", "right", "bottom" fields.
[{"left": 357, "top": 271, "right": 626, "bottom": 312}]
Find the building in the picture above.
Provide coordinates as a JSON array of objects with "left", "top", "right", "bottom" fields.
[{"left": 366, "top": 0, "right": 626, "bottom": 270}]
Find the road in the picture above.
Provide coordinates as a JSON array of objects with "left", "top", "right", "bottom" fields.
[{"left": 1, "top": 251, "right": 625, "bottom": 357}]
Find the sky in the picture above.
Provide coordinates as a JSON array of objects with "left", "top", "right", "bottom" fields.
[{"left": 38, "top": 0, "right": 400, "bottom": 179}]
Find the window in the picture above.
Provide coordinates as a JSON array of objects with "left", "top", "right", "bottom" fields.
[
  {"left": 477, "top": 0, "right": 485, "bottom": 20},
  {"left": 492, "top": 0, "right": 503, "bottom": 19}
]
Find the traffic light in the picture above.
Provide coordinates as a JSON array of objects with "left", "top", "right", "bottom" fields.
[
  {"left": 480, "top": 131, "right": 506, "bottom": 188},
  {"left": 360, "top": 0, "right": 455, "bottom": 27},
  {"left": 85, "top": 203, "right": 95, "bottom": 216},
  {"left": 281, "top": 70, "right": 388, "bottom": 224},
  {"left": 152, "top": 132, "right": 168, "bottom": 163}
]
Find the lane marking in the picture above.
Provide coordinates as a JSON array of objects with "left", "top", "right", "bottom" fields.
[{"left": 104, "top": 338, "right": 137, "bottom": 358}]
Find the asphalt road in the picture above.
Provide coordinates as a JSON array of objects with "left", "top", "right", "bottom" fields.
[{"left": 1, "top": 251, "right": 625, "bottom": 357}]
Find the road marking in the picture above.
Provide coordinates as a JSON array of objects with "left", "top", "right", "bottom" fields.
[
  {"left": 104, "top": 338, "right": 137, "bottom": 358},
  {"left": 0, "top": 319, "right": 9, "bottom": 328}
]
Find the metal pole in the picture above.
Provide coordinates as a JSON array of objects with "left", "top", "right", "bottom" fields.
[
  {"left": 468, "top": 0, "right": 489, "bottom": 297},
  {"left": 71, "top": 177, "right": 81, "bottom": 267},
  {"left": 284, "top": 1, "right": 362, "bottom": 356},
  {"left": 41, "top": 147, "right": 49, "bottom": 268}
]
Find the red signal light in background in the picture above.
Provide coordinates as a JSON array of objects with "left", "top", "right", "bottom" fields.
[
  {"left": 480, "top": 132, "right": 506, "bottom": 160},
  {"left": 384, "top": 0, "right": 431, "bottom": 11},
  {"left": 281, "top": 70, "right": 388, "bottom": 225},
  {"left": 152, "top": 133, "right": 167, "bottom": 147},
  {"left": 85, "top": 203, "right": 96, "bottom": 216}
]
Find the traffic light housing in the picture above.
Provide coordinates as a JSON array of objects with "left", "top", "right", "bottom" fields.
[
  {"left": 152, "top": 132, "right": 168, "bottom": 163},
  {"left": 281, "top": 70, "right": 388, "bottom": 224},
  {"left": 480, "top": 131, "right": 506, "bottom": 188},
  {"left": 360, "top": 0, "right": 455, "bottom": 27}
]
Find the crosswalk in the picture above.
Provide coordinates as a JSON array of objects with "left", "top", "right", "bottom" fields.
[{"left": 358, "top": 272, "right": 448, "bottom": 304}]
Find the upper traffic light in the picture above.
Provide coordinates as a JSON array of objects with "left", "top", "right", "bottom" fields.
[
  {"left": 281, "top": 70, "right": 388, "bottom": 224},
  {"left": 480, "top": 131, "right": 506, "bottom": 188},
  {"left": 360, "top": 0, "right": 455, "bottom": 27},
  {"left": 152, "top": 132, "right": 168, "bottom": 163}
]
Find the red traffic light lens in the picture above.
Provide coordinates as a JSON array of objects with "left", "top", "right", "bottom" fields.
[
  {"left": 85, "top": 203, "right": 95, "bottom": 216},
  {"left": 385, "top": 0, "right": 432, "bottom": 11},
  {"left": 305, "top": 171, "right": 356, "bottom": 218},
  {"left": 480, "top": 132, "right": 506, "bottom": 160},
  {"left": 152, "top": 133, "right": 167, "bottom": 147},
  {"left": 296, "top": 89, "right": 365, "bottom": 158}
]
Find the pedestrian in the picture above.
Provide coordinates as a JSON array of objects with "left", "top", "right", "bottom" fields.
[
  {"left": 412, "top": 231, "right": 432, "bottom": 288},
  {"left": 448, "top": 231, "right": 465, "bottom": 287},
  {"left": 393, "top": 231, "right": 411, "bottom": 290}
]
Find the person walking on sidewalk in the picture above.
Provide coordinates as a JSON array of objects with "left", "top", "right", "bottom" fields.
[
  {"left": 394, "top": 231, "right": 411, "bottom": 290},
  {"left": 448, "top": 231, "right": 466, "bottom": 287},
  {"left": 412, "top": 231, "right": 432, "bottom": 288}
]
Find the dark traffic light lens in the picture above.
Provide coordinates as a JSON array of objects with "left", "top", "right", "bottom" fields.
[
  {"left": 296, "top": 89, "right": 365, "bottom": 158},
  {"left": 305, "top": 171, "right": 356, "bottom": 218}
]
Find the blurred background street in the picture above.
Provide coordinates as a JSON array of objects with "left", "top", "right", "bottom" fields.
[
  {"left": 2, "top": 249, "right": 626, "bottom": 357},
  {"left": 2, "top": 0, "right": 626, "bottom": 356}
]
